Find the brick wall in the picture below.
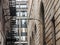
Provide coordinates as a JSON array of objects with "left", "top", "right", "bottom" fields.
[
  {"left": 28, "top": 0, "right": 60, "bottom": 45},
  {"left": 42, "top": 0, "right": 60, "bottom": 45}
]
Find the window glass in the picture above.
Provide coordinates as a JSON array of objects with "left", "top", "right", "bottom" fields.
[
  {"left": 16, "top": 5, "right": 20, "bottom": 8},
  {"left": 16, "top": 0, "right": 28, "bottom": 1},
  {"left": 16, "top": 20, "right": 19, "bottom": 24},
  {"left": 21, "top": 32, "right": 27, "bottom": 36},
  {"left": 21, "top": 20, "right": 27, "bottom": 28},
  {"left": 20, "top": 5, "right": 27, "bottom": 8},
  {"left": 21, "top": 36, "right": 26, "bottom": 41},
  {"left": 20, "top": 12, "right": 27, "bottom": 16},
  {"left": 16, "top": 12, "right": 20, "bottom": 16},
  {"left": 14, "top": 36, "right": 19, "bottom": 38},
  {"left": 22, "top": 28, "right": 26, "bottom": 32}
]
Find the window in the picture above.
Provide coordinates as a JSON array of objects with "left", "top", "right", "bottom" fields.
[
  {"left": 16, "top": 20, "right": 19, "bottom": 24},
  {"left": 14, "top": 36, "right": 19, "bottom": 38},
  {"left": 16, "top": 5, "right": 20, "bottom": 8},
  {"left": 20, "top": 11, "right": 27, "bottom": 16},
  {"left": 16, "top": 11, "right": 27, "bottom": 17},
  {"left": 20, "top": 5, "right": 27, "bottom": 8},
  {"left": 21, "top": 32, "right": 27, "bottom": 36},
  {"left": 21, "top": 36, "right": 27, "bottom": 41},
  {"left": 22, "top": 28, "right": 26, "bottom": 32},
  {"left": 21, "top": 20, "right": 27, "bottom": 28},
  {"left": 16, "top": 12, "right": 20, "bottom": 16}
]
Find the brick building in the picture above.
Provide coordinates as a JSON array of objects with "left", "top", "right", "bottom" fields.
[{"left": 28, "top": 0, "right": 60, "bottom": 45}]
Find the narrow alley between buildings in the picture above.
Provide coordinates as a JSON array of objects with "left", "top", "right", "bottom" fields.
[{"left": 0, "top": 0, "right": 60, "bottom": 45}]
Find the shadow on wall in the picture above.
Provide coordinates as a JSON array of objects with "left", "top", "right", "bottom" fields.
[
  {"left": 0, "top": 0, "right": 1, "bottom": 5},
  {"left": 40, "top": 1, "right": 46, "bottom": 45},
  {"left": 40, "top": 1, "right": 44, "bottom": 19},
  {"left": 0, "top": 0, "right": 1, "bottom": 3}
]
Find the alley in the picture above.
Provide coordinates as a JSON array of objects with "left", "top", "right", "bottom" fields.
[{"left": 0, "top": 0, "right": 60, "bottom": 45}]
